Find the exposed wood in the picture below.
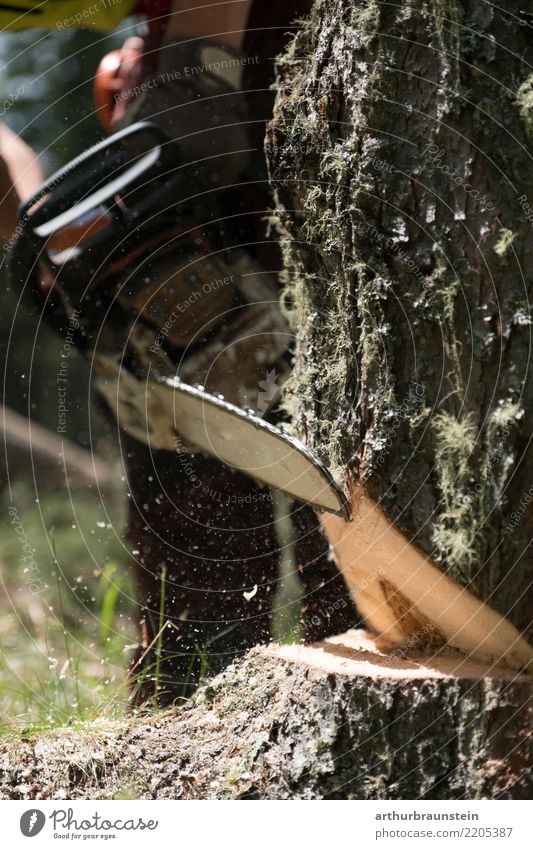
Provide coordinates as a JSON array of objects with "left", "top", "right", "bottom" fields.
[
  {"left": 322, "top": 488, "right": 533, "bottom": 671},
  {"left": 0, "top": 631, "right": 531, "bottom": 800}
]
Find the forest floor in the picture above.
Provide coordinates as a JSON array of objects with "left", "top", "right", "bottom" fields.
[
  {"left": 1, "top": 480, "right": 531, "bottom": 801},
  {"left": 0, "top": 471, "right": 302, "bottom": 734}
]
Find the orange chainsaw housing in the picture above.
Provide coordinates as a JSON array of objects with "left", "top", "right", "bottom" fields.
[
  {"left": 93, "top": 49, "right": 124, "bottom": 130},
  {"left": 93, "top": 0, "right": 171, "bottom": 130},
  {"left": 93, "top": 37, "right": 147, "bottom": 130}
]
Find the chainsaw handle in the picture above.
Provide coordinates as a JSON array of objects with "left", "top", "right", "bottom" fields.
[
  {"left": 8, "top": 122, "right": 163, "bottom": 337},
  {"left": 7, "top": 120, "right": 195, "bottom": 342},
  {"left": 18, "top": 121, "right": 169, "bottom": 231}
]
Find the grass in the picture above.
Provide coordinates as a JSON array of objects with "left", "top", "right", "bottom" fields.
[
  {"left": 0, "top": 482, "right": 135, "bottom": 732},
  {"left": 0, "top": 482, "right": 304, "bottom": 733}
]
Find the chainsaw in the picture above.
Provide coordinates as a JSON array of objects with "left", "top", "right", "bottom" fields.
[{"left": 9, "top": 121, "right": 348, "bottom": 517}]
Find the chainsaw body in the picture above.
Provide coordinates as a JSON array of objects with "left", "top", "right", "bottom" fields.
[
  {"left": 14, "top": 124, "right": 234, "bottom": 343},
  {"left": 9, "top": 122, "right": 348, "bottom": 516}
]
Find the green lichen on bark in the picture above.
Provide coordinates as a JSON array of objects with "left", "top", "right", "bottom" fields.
[{"left": 266, "top": 0, "right": 533, "bottom": 634}]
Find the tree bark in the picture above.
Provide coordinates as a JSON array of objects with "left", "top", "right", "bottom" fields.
[
  {"left": 265, "top": 1, "right": 533, "bottom": 648},
  {"left": 1, "top": 632, "right": 531, "bottom": 800}
]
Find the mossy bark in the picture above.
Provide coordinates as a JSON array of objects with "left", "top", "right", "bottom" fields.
[
  {"left": 1, "top": 637, "right": 531, "bottom": 800},
  {"left": 266, "top": 0, "right": 533, "bottom": 637}
]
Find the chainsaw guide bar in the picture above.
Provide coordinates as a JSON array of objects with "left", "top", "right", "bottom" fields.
[
  {"left": 94, "top": 354, "right": 348, "bottom": 517},
  {"left": 152, "top": 375, "right": 350, "bottom": 518}
]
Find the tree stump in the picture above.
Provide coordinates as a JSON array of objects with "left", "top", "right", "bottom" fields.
[{"left": 0, "top": 632, "right": 531, "bottom": 799}]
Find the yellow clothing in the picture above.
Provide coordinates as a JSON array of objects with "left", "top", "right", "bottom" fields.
[{"left": 0, "top": 0, "right": 136, "bottom": 31}]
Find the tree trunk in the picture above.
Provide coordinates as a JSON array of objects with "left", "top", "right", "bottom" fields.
[
  {"left": 265, "top": 0, "right": 533, "bottom": 664},
  {"left": 1, "top": 633, "right": 531, "bottom": 800}
]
